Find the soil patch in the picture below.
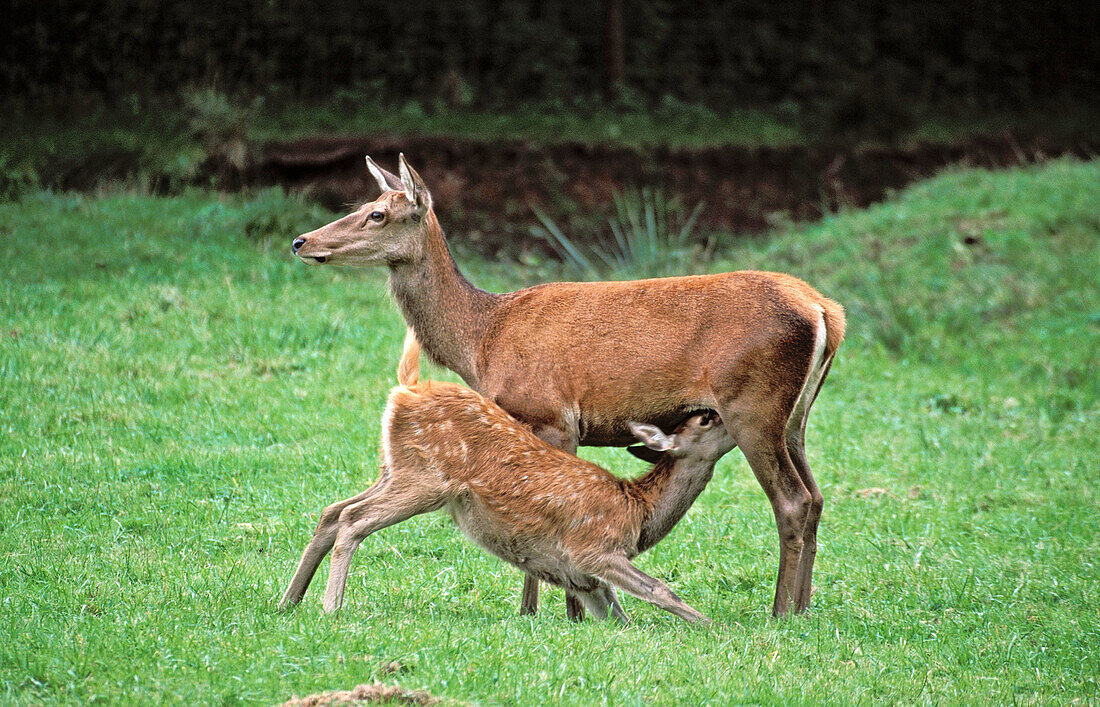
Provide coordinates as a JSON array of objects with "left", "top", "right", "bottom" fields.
[
  {"left": 276, "top": 682, "right": 438, "bottom": 707},
  {"left": 243, "top": 133, "right": 1096, "bottom": 257}
]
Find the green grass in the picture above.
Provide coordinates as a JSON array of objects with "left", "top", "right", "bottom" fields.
[{"left": 1, "top": 160, "right": 1098, "bottom": 704}]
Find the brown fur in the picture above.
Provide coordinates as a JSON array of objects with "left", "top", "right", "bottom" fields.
[
  {"left": 291, "top": 154, "right": 846, "bottom": 617},
  {"left": 278, "top": 330, "right": 736, "bottom": 623}
]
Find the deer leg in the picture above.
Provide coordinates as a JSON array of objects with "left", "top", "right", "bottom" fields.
[
  {"left": 524, "top": 422, "right": 586, "bottom": 621},
  {"left": 787, "top": 417, "right": 822, "bottom": 614},
  {"left": 280, "top": 484, "right": 383, "bottom": 609},
  {"left": 590, "top": 555, "right": 710, "bottom": 625},
  {"left": 735, "top": 426, "right": 812, "bottom": 618},
  {"left": 323, "top": 485, "right": 443, "bottom": 613},
  {"left": 787, "top": 353, "right": 834, "bottom": 613},
  {"left": 520, "top": 574, "right": 539, "bottom": 616}
]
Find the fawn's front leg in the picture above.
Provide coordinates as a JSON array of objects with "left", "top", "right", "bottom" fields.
[
  {"left": 522, "top": 422, "right": 586, "bottom": 620},
  {"left": 592, "top": 554, "right": 710, "bottom": 625}
]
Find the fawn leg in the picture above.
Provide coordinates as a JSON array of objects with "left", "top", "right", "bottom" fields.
[
  {"left": 574, "top": 582, "right": 626, "bottom": 622},
  {"left": 605, "top": 585, "right": 628, "bottom": 623},
  {"left": 593, "top": 555, "right": 710, "bottom": 625},
  {"left": 280, "top": 485, "right": 381, "bottom": 609},
  {"left": 576, "top": 587, "right": 611, "bottom": 620},
  {"left": 520, "top": 574, "right": 539, "bottom": 616},
  {"left": 565, "top": 594, "right": 586, "bottom": 621},
  {"left": 520, "top": 573, "right": 583, "bottom": 619},
  {"left": 323, "top": 486, "right": 443, "bottom": 613}
]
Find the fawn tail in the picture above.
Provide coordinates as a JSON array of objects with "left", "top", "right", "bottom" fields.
[{"left": 397, "top": 327, "right": 421, "bottom": 387}]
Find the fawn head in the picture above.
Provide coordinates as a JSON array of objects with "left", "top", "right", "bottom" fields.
[
  {"left": 291, "top": 153, "right": 433, "bottom": 265},
  {"left": 626, "top": 411, "right": 735, "bottom": 463}
]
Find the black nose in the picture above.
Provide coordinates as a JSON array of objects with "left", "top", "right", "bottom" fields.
[{"left": 292, "top": 237, "right": 305, "bottom": 252}]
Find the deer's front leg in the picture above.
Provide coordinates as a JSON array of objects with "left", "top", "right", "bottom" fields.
[
  {"left": 522, "top": 420, "right": 585, "bottom": 620},
  {"left": 520, "top": 574, "right": 539, "bottom": 615}
]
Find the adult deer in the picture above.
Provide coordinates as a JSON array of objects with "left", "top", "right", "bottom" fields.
[
  {"left": 291, "top": 154, "right": 845, "bottom": 618},
  {"left": 279, "top": 331, "right": 735, "bottom": 623}
]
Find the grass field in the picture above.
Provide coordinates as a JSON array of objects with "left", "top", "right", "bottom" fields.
[{"left": 1, "top": 159, "right": 1098, "bottom": 704}]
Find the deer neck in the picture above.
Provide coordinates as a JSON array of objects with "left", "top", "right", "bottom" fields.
[
  {"left": 632, "top": 456, "right": 715, "bottom": 555},
  {"left": 387, "top": 214, "right": 498, "bottom": 386}
]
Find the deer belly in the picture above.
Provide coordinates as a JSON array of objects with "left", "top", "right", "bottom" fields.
[
  {"left": 579, "top": 403, "right": 716, "bottom": 446},
  {"left": 446, "top": 499, "right": 601, "bottom": 593}
]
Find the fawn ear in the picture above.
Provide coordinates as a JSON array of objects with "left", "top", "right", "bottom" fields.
[
  {"left": 628, "top": 422, "right": 674, "bottom": 452},
  {"left": 365, "top": 156, "right": 404, "bottom": 193},
  {"left": 627, "top": 444, "right": 665, "bottom": 463},
  {"left": 398, "top": 153, "right": 432, "bottom": 213}
]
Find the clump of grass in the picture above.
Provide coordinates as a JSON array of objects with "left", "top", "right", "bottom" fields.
[
  {"left": 181, "top": 88, "right": 262, "bottom": 171},
  {"left": 531, "top": 188, "right": 706, "bottom": 280}
]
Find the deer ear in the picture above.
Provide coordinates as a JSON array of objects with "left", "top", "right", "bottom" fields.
[
  {"left": 365, "top": 156, "right": 404, "bottom": 193},
  {"left": 627, "top": 422, "right": 674, "bottom": 452},
  {"left": 398, "top": 152, "right": 432, "bottom": 212}
]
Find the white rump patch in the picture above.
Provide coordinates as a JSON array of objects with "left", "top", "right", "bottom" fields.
[{"left": 787, "top": 310, "right": 829, "bottom": 439}]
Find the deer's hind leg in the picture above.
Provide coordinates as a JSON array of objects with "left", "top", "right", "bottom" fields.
[
  {"left": 784, "top": 419, "right": 821, "bottom": 614},
  {"left": 711, "top": 318, "right": 820, "bottom": 618},
  {"left": 786, "top": 320, "right": 833, "bottom": 613}
]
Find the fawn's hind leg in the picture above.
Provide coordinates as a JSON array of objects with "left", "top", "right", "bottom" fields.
[
  {"left": 521, "top": 576, "right": 587, "bottom": 621},
  {"left": 322, "top": 482, "right": 444, "bottom": 613},
  {"left": 280, "top": 485, "right": 382, "bottom": 609}
]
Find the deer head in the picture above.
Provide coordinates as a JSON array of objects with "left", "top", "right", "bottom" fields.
[{"left": 291, "top": 154, "right": 434, "bottom": 265}]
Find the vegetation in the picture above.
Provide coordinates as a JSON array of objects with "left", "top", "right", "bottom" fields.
[
  {"left": 5, "top": 89, "right": 1096, "bottom": 211},
  {"left": 0, "top": 94, "right": 805, "bottom": 198},
  {"left": 1, "top": 160, "right": 1097, "bottom": 704},
  {"left": 532, "top": 187, "right": 706, "bottom": 279},
  {"left": 8, "top": 1, "right": 1096, "bottom": 114}
]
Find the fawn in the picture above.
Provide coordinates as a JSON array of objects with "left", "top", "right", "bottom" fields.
[{"left": 279, "top": 331, "right": 735, "bottom": 623}]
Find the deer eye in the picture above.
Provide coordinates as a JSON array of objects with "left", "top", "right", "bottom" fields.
[{"left": 369, "top": 211, "right": 385, "bottom": 222}]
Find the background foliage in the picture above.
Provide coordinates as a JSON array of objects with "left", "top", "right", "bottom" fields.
[{"left": 5, "top": 0, "right": 1098, "bottom": 113}]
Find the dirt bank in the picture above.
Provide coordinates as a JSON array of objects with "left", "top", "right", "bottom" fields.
[{"left": 238, "top": 133, "right": 1096, "bottom": 256}]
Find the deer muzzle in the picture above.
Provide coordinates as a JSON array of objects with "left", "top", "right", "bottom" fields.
[{"left": 291, "top": 236, "right": 330, "bottom": 264}]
